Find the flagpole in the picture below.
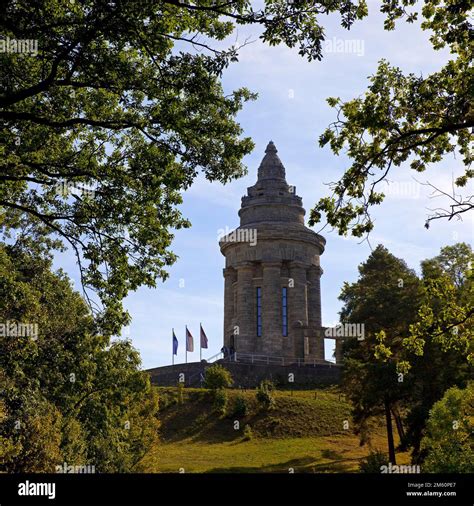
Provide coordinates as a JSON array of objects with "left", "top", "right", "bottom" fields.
[
  {"left": 185, "top": 325, "right": 187, "bottom": 364},
  {"left": 172, "top": 328, "right": 174, "bottom": 366},
  {"left": 200, "top": 322, "right": 202, "bottom": 362}
]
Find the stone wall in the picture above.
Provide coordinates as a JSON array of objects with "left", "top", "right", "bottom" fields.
[{"left": 147, "top": 360, "right": 341, "bottom": 389}]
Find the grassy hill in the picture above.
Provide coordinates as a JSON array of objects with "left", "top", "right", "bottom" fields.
[{"left": 140, "top": 387, "right": 410, "bottom": 473}]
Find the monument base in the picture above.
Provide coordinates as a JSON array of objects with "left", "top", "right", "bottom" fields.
[{"left": 147, "top": 359, "right": 341, "bottom": 389}]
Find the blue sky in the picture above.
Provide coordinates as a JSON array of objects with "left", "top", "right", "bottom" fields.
[{"left": 55, "top": 6, "right": 473, "bottom": 370}]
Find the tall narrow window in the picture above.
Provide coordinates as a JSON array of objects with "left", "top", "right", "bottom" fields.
[
  {"left": 282, "top": 287, "right": 288, "bottom": 336},
  {"left": 256, "top": 287, "right": 262, "bottom": 337}
]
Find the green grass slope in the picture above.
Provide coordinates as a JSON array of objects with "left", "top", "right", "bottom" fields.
[{"left": 141, "top": 387, "right": 409, "bottom": 473}]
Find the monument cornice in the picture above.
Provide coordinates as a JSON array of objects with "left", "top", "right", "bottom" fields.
[{"left": 219, "top": 225, "right": 326, "bottom": 254}]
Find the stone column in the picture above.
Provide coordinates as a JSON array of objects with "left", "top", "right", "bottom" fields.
[
  {"left": 335, "top": 338, "right": 344, "bottom": 364},
  {"left": 289, "top": 261, "right": 308, "bottom": 359},
  {"left": 262, "top": 261, "right": 282, "bottom": 356},
  {"left": 307, "top": 265, "right": 324, "bottom": 361},
  {"left": 235, "top": 262, "right": 255, "bottom": 354},
  {"left": 223, "top": 267, "right": 237, "bottom": 348}
]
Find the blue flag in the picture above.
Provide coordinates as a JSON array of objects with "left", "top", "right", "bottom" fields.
[{"left": 172, "top": 330, "right": 178, "bottom": 355}]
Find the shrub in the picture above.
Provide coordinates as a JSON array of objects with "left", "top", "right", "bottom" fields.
[
  {"left": 203, "top": 364, "right": 233, "bottom": 390},
  {"left": 232, "top": 394, "right": 248, "bottom": 417},
  {"left": 359, "top": 450, "right": 389, "bottom": 473},
  {"left": 190, "top": 413, "right": 208, "bottom": 433},
  {"left": 243, "top": 424, "right": 253, "bottom": 441},
  {"left": 159, "top": 390, "right": 177, "bottom": 411},
  {"left": 256, "top": 380, "right": 275, "bottom": 410},
  {"left": 176, "top": 382, "right": 185, "bottom": 405},
  {"left": 420, "top": 383, "right": 474, "bottom": 473},
  {"left": 212, "top": 388, "right": 228, "bottom": 416}
]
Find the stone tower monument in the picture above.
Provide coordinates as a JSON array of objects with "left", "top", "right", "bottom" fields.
[{"left": 219, "top": 141, "right": 326, "bottom": 363}]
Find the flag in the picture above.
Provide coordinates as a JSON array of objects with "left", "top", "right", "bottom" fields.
[
  {"left": 172, "top": 330, "right": 178, "bottom": 355},
  {"left": 186, "top": 326, "right": 194, "bottom": 352},
  {"left": 200, "top": 324, "right": 208, "bottom": 349}
]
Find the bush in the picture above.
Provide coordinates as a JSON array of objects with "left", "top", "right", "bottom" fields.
[
  {"left": 212, "top": 389, "right": 228, "bottom": 416},
  {"left": 203, "top": 365, "right": 233, "bottom": 390},
  {"left": 420, "top": 383, "right": 474, "bottom": 473},
  {"left": 359, "top": 450, "right": 389, "bottom": 473},
  {"left": 176, "top": 382, "right": 185, "bottom": 405},
  {"left": 159, "top": 390, "right": 177, "bottom": 411},
  {"left": 232, "top": 394, "right": 248, "bottom": 417},
  {"left": 256, "top": 380, "right": 275, "bottom": 410},
  {"left": 243, "top": 424, "right": 253, "bottom": 441}
]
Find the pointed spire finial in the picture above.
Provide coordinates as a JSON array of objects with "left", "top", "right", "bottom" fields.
[
  {"left": 265, "top": 140, "right": 277, "bottom": 154},
  {"left": 257, "top": 140, "right": 286, "bottom": 182}
]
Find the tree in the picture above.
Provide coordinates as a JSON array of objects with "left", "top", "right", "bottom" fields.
[
  {"left": 339, "top": 245, "right": 422, "bottom": 463},
  {"left": 420, "top": 383, "right": 474, "bottom": 473},
  {"left": 0, "top": 241, "right": 159, "bottom": 472},
  {"left": 421, "top": 241, "right": 473, "bottom": 294},
  {"left": 309, "top": 1, "right": 473, "bottom": 237},
  {"left": 2, "top": 1, "right": 471, "bottom": 330},
  {"left": 405, "top": 242, "right": 473, "bottom": 363},
  {"left": 396, "top": 243, "right": 473, "bottom": 461},
  {"left": 0, "top": 0, "right": 368, "bottom": 335},
  {"left": 362, "top": 243, "right": 473, "bottom": 462}
]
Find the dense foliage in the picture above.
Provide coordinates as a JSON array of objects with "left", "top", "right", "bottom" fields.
[
  {"left": 340, "top": 243, "right": 473, "bottom": 468},
  {"left": 421, "top": 383, "right": 474, "bottom": 473},
  {"left": 0, "top": 0, "right": 370, "bottom": 334},
  {"left": 310, "top": 0, "right": 473, "bottom": 236},
  {"left": 0, "top": 242, "right": 159, "bottom": 472}
]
